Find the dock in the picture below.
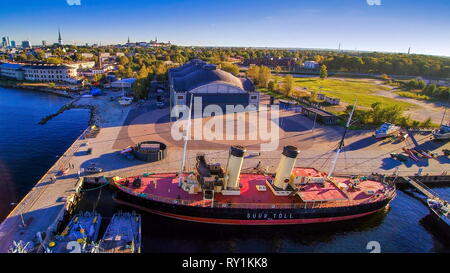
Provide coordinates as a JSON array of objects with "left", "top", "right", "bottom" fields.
[{"left": 0, "top": 94, "right": 132, "bottom": 252}]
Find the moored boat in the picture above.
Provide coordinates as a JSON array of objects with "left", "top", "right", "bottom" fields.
[
  {"left": 94, "top": 211, "right": 141, "bottom": 253},
  {"left": 112, "top": 146, "right": 396, "bottom": 225},
  {"left": 432, "top": 124, "right": 450, "bottom": 140},
  {"left": 374, "top": 123, "right": 401, "bottom": 139},
  {"left": 46, "top": 211, "right": 102, "bottom": 253}
]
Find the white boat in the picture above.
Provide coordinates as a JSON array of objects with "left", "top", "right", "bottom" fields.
[
  {"left": 374, "top": 123, "right": 401, "bottom": 139},
  {"left": 118, "top": 96, "right": 133, "bottom": 106},
  {"left": 432, "top": 124, "right": 450, "bottom": 140}
]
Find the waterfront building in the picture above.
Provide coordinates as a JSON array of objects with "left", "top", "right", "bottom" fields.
[
  {"left": 10, "top": 41, "right": 16, "bottom": 48},
  {"left": 0, "top": 63, "right": 25, "bottom": 80},
  {"left": 22, "top": 64, "right": 77, "bottom": 82},
  {"left": 169, "top": 59, "right": 259, "bottom": 114}
]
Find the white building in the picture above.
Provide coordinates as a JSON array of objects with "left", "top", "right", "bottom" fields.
[
  {"left": 23, "top": 64, "right": 78, "bottom": 82},
  {"left": 317, "top": 93, "right": 340, "bottom": 105},
  {"left": 66, "top": 61, "right": 96, "bottom": 69},
  {"left": 303, "top": 61, "right": 319, "bottom": 70},
  {"left": 111, "top": 78, "right": 136, "bottom": 89},
  {"left": 0, "top": 63, "right": 25, "bottom": 80}
]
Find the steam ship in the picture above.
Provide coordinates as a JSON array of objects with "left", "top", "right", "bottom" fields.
[{"left": 112, "top": 145, "right": 396, "bottom": 225}]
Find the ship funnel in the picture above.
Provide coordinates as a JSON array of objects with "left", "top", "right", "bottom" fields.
[
  {"left": 273, "top": 146, "right": 299, "bottom": 190},
  {"left": 224, "top": 146, "right": 246, "bottom": 190}
]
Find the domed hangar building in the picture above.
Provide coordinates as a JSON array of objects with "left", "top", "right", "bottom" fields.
[{"left": 168, "top": 59, "right": 259, "bottom": 116}]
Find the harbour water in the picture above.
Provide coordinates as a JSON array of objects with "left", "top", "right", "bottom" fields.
[
  {"left": 0, "top": 86, "right": 449, "bottom": 253},
  {"left": 0, "top": 87, "right": 89, "bottom": 221}
]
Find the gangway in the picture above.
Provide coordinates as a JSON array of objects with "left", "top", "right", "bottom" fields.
[{"left": 403, "top": 176, "right": 444, "bottom": 200}]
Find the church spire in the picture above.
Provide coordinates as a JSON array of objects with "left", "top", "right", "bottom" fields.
[{"left": 58, "top": 28, "right": 62, "bottom": 45}]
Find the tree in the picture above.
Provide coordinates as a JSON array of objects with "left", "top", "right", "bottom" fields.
[
  {"left": 247, "top": 65, "right": 260, "bottom": 84},
  {"left": 420, "top": 117, "right": 433, "bottom": 128},
  {"left": 221, "top": 62, "right": 240, "bottom": 76},
  {"left": 284, "top": 75, "right": 295, "bottom": 96},
  {"left": 257, "top": 66, "right": 271, "bottom": 88},
  {"left": 268, "top": 81, "right": 275, "bottom": 92},
  {"left": 320, "top": 65, "right": 328, "bottom": 79},
  {"left": 132, "top": 78, "right": 149, "bottom": 99},
  {"left": 274, "top": 66, "right": 282, "bottom": 74}
]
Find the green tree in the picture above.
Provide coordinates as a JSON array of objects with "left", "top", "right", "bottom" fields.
[
  {"left": 284, "top": 74, "right": 295, "bottom": 96},
  {"left": 420, "top": 117, "right": 433, "bottom": 128},
  {"left": 320, "top": 65, "right": 328, "bottom": 79},
  {"left": 221, "top": 62, "right": 240, "bottom": 76},
  {"left": 258, "top": 66, "right": 272, "bottom": 88}
]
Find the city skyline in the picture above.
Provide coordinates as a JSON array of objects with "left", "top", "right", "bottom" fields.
[{"left": 1, "top": 0, "right": 450, "bottom": 56}]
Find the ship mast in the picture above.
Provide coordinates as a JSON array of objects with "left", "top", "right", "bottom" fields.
[
  {"left": 328, "top": 100, "right": 357, "bottom": 178},
  {"left": 439, "top": 94, "right": 450, "bottom": 126},
  {"left": 178, "top": 94, "right": 194, "bottom": 187}
]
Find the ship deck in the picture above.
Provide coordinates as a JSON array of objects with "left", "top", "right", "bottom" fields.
[{"left": 114, "top": 168, "right": 391, "bottom": 209}]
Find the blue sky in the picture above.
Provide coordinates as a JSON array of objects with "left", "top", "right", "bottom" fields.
[{"left": 1, "top": 0, "right": 450, "bottom": 56}]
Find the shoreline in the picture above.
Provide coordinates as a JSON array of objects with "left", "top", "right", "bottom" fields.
[
  {"left": 0, "top": 83, "right": 99, "bottom": 126},
  {"left": 0, "top": 82, "right": 76, "bottom": 99}
]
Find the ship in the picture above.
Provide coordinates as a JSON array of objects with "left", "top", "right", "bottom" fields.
[
  {"left": 46, "top": 211, "right": 102, "bottom": 253},
  {"left": 432, "top": 124, "right": 450, "bottom": 140},
  {"left": 94, "top": 211, "right": 142, "bottom": 253},
  {"left": 374, "top": 123, "right": 401, "bottom": 139}
]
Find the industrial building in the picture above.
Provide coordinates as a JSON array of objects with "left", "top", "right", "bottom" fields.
[
  {"left": 168, "top": 59, "right": 259, "bottom": 115},
  {"left": 302, "top": 107, "right": 339, "bottom": 125}
]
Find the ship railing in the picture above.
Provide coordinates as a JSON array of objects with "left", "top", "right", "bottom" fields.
[{"left": 118, "top": 184, "right": 396, "bottom": 210}]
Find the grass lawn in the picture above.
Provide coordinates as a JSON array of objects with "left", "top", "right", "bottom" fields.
[
  {"left": 394, "top": 91, "right": 431, "bottom": 101},
  {"left": 273, "top": 76, "right": 414, "bottom": 109}
]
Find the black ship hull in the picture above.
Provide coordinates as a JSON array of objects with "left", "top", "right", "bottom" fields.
[{"left": 113, "top": 190, "right": 394, "bottom": 225}]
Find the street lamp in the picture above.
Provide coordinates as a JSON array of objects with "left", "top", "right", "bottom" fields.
[{"left": 10, "top": 202, "right": 26, "bottom": 228}]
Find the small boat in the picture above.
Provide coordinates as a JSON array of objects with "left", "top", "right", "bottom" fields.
[
  {"left": 47, "top": 211, "right": 102, "bottom": 253},
  {"left": 94, "top": 212, "right": 141, "bottom": 253},
  {"left": 374, "top": 123, "right": 401, "bottom": 139},
  {"left": 432, "top": 124, "right": 450, "bottom": 140},
  {"left": 426, "top": 198, "right": 450, "bottom": 239}
]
